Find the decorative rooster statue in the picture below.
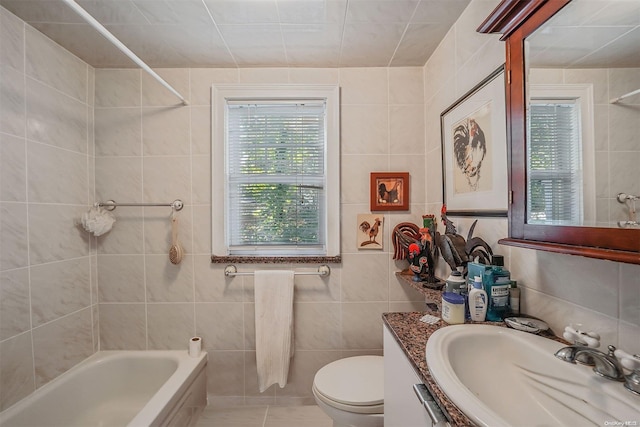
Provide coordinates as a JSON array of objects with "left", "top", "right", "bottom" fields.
[
  {"left": 392, "top": 222, "right": 438, "bottom": 283},
  {"left": 407, "top": 227, "right": 436, "bottom": 282},
  {"left": 392, "top": 205, "right": 493, "bottom": 280},
  {"left": 438, "top": 204, "right": 493, "bottom": 273}
]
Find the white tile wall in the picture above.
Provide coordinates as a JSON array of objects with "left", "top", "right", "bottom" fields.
[
  {"left": 0, "top": 6, "right": 96, "bottom": 410},
  {"left": 92, "top": 65, "right": 429, "bottom": 405}
]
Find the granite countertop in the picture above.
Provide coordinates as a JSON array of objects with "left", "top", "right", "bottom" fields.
[
  {"left": 382, "top": 310, "right": 563, "bottom": 427},
  {"left": 382, "top": 312, "right": 475, "bottom": 426}
]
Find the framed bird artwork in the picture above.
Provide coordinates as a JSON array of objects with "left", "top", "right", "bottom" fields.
[
  {"left": 357, "top": 214, "right": 384, "bottom": 250},
  {"left": 370, "top": 172, "right": 409, "bottom": 211}
]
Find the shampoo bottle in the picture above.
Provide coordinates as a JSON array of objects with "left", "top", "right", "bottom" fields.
[
  {"left": 469, "top": 276, "right": 487, "bottom": 322},
  {"left": 483, "top": 254, "right": 511, "bottom": 321}
]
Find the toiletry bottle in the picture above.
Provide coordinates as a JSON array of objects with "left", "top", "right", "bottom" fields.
[
  {"left": 445, "top": 270, "right": 466, "bottom": 294},
  {"left": 509, "top": 281, "right": 520, "bottom": 315},
  {"left": 469, "top": 276, "right": 487, "bottom": 322},
  {"left": 483, "top": 254, "right": 511, "bottom": 321}
]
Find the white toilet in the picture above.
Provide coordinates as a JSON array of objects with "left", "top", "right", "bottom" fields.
[{"left": 312, "top": 355, "right": 384, "bottom": 427}]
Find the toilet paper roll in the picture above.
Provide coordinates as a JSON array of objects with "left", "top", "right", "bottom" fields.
[{"left": 189, "top": 336, "right": 202, "bottom": 358}]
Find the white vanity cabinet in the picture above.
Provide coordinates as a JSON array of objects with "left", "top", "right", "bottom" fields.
[{"left": 383, "top": 324, "right": 448, "bottom": 427}]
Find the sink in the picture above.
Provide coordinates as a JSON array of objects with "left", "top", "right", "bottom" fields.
[{"left": 425, "top": 324, "right": 640, "bottom": 427}]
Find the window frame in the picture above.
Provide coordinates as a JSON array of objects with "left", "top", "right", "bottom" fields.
[
  {"left": 211, "top": 84, "right": 340, "bottom": 261},
  {"left": 527, "top": 83, "right": 595, "bottom": 226}
]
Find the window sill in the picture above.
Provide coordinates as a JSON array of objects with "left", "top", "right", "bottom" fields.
[{"left": 211, "top": 255, "right": 341, "bottom": 264}]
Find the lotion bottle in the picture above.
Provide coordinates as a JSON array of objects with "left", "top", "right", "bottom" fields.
[{"left": 469, "top": 276, "right": 487, "bottom": 322}]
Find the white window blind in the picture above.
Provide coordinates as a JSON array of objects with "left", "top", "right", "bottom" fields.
[
  {"left": 226, "top": 102, "right": 326, "bottom": 253},
  {"left": 212, "top": 84, "right": 340, "bottom": 259},
  {"left": 527, "top": 99, "right": 583, "bottom": 224}
]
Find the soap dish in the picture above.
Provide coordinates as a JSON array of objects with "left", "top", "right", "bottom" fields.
[{"left": 504, "top": 317, "right": 549, "bottom": 334}]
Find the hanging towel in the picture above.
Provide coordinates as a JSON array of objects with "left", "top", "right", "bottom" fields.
[{"left": 254, "top": 270, "right": 295, "bottom": 393}]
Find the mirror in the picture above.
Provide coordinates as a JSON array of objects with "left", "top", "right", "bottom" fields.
[
  {"left": 525, "top": 0, "right": 640, "bottom": 228},
  {"left": 478, "top": 0, "right": 640, "bottom": 264}
]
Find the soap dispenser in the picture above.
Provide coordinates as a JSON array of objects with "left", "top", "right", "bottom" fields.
[{"left": 469, "top": 276, "right": 487, "bottom": 322}]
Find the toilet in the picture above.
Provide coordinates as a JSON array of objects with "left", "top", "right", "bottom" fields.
[{"left": 312, "top": 356, "right": 384, "bottom": 427}]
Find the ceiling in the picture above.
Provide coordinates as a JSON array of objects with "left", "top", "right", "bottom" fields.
[
  {"left": 0, "top": 0, "right": 473, "bottom": 69},
  {"left": 528, "top": 0, "right": 640, "bottom": 68}
]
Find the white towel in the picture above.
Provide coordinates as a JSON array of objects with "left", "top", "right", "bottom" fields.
[{"left": 254, "top": 270, "right": 295, "bottom": 393}]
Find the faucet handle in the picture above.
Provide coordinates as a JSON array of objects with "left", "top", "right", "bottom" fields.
[
  {"left": 563, "top": 326, "right": 600, "bottom": 348},
  {"left": 614, "top": 348, "right": 640, "bottom": 371}
]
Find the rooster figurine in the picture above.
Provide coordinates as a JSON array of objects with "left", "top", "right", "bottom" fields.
[
  {"left": 407, "top": 227, "right": 436, "bottom": 282},
  {"left": 438, "top": 204, "right": 493, "bottom": 273},
  {"left": 392, "top": 223, "right": 438, "bottom": 283}
]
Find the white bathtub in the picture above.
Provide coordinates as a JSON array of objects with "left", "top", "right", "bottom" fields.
[{"left": 0, "top": 350, "right": 207, "bottom": 427}]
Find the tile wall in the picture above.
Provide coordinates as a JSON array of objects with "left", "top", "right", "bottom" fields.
[
  {"left": 424, "top": 0, "right": 640, "bottom": 354},
  {"left": 0, "top": 6, "right": 97, "bottom": 411},
  {"left": 93, "top": 66, "right": 431, "bottom": 405}
]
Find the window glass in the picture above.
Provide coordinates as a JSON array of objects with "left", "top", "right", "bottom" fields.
[{"left": 211, "top": 85, "right": 340, "bottom": 258}]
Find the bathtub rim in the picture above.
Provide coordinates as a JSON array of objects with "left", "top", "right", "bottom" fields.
[{"left": 0, "top": 350, "right": 208, "bottom": 427}]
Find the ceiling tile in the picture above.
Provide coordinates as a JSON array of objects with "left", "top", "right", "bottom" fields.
[
  {"left": 276, "top": 0, "right": 347, "bottom": 24},
  {"left": 411, "top": 0, "right": 470, "bottom": 24},
  {"left": 132, "top": 0, "right": 214, "bottom": 25},
  {"left": 346, "top": 0, "right": 418, "bottom": 23},
  {"left": 217, "top": 24, "right": 286, "bottom": 66},
  {"left": 529, "top": 25, "right": 635, "bottom": 67},
  {"left": 340, "top": 22, "right": 405, "bottom": 67},
  {"left": 0, "top": 0, "right": 83, "bottom": 23},
  {"left": 75, "top": 0, "right": 149, "bottom": 25},
  {"left": 282, "top": 23, "right": 342, "bottom": 67},
  {"left": 390, "top": 22, "right": 450, "bottom": 67},
  {"left": 572, "top": 27, "right": 640, "bottom": 68},
  {"left": 203, "top": 0, "right": 279, "bottom": 24}
]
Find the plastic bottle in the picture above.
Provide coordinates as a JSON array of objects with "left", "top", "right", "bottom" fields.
[
  {"left": 509, "top": 281, "right": 520, "bottom": 315},
  {"left": 469, "top": 276, "right": 488, "bottom": 321},
  {"left": 483, "top": 254, "right": 511, "bottom": 321},
  {"left": 441, "top": 292, "right": 465, "bottom": 324},
  {"left": 445, "top": 270, "right": 466, "bottom": 294}
]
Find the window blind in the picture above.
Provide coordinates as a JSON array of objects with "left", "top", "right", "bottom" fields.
[
  {"left": 527, "top": 100, "right": 583, "bottom": 224},
  {"left": 225, "top": 102, "right": 327, "bottom": 253}
]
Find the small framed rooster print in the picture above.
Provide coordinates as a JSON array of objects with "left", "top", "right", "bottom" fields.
[
  {"left": 357, "top": 214, "right": 383, "bottom": 250},
  {"left": 370, "top": 172, "right": 409, "bottom": 211}
]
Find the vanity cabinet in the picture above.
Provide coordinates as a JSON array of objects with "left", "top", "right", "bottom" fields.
[{"left": 383, "top": 324, "right": 448, "bottom": 427}]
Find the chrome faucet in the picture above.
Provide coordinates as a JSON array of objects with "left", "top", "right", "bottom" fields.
[{"left": 555, "top": 345, "right": 625, "bottom": 381}]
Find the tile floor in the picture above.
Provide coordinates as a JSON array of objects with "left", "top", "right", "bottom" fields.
[{"left": 195, "top": 405, "right": 333, "bottom": 427}]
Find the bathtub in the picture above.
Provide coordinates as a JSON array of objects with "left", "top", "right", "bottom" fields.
[{"left": 0, "top": 350, "right": 207, "bottom": 427}]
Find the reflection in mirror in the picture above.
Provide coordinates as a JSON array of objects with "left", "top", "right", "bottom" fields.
[{"left": 525, "top": 0, "right": 640, "bottom": 228}]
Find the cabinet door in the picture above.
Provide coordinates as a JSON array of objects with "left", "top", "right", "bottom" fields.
[{"left": 383, "top": 325, "right": 433, "bottom": 427}]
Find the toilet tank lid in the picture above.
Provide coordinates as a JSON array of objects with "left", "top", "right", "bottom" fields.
[{"left": 313, "top": 356, "right": 384, "bottom": 406}]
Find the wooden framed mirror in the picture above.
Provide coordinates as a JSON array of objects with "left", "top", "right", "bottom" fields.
[{"left": 479, "top": 0, "right": 640, "bottom": 265}]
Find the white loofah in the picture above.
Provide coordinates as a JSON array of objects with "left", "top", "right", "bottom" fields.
[{"left": 81, "top": 206, "right": 116, "bottom": 236}]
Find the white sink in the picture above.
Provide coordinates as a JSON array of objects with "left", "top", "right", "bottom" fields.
[{"left": 425, "top": 324, "right": 640, "bottom": 427}]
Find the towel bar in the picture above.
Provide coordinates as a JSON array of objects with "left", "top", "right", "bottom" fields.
[
  {"left": 224, "top": 264, "right": 330, "bottom": 277},
  {"left": 96, "top": 200, "right": 184, "bottom": 211}
]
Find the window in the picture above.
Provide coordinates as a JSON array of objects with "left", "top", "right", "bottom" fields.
[
  {"left": 211, "top": 85, "right": 340, "bottom": 259},
  {"left": 527, "top": 84, "right": 595, "bottom": 225}
]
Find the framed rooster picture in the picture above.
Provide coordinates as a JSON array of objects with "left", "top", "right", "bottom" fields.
[
  {"left": 440, "top": 65, "right": 508, "bottom": 217},
  {"left": 370, "top": 172, "right": 409, "bottom": 211},
  {"left": 357, "top": 214, "right": 384, "bottom": 250}
]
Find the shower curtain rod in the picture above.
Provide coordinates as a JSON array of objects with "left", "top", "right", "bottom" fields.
[
  {"left": 61, "top": 0, "right": 189, "bottom": 106},
  {"left": 610, "top": 87, "right": 640, "bottom": 104}
]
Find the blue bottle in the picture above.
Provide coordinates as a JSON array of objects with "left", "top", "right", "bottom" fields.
[{"left": 483, "top": 255, "right": 511, "bottom": 321}]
